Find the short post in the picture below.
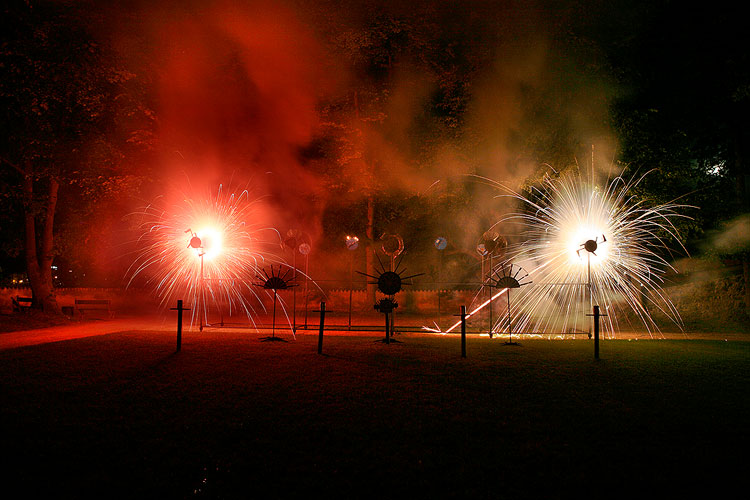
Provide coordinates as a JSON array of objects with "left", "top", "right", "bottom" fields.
[
  {"left": 317, "top": 301, "right": 326, "bottom": 354},
  {"left": 586, "top": 305, "right": 606, "bottom": 360},
  {"left": 460, "top": 305, "right": 467, "bottom": 358},
  {"left": 170, "top": 300, "right": 190, "bottom": 353},
  {"left": 384, "top": 312, "right": 391, "bottom": 345},
  {"left": 594, "top": 305, "right": 600, "bottom": 359}
]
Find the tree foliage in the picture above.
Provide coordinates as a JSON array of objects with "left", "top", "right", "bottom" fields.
[{"left": 0, "top": 0, "right": 154, "bottom": 304}]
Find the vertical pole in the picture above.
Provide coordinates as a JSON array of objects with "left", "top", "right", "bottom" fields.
[
  {"left": 219, "top": 283, "right": 224, "bottom": 327},
  {"left": 199, "top": 254, "right": 204, "bottom": 332},
  {"left": 292, "top": 251, "right": 297, "bottom": 333},
  {"left": 348, "top": 252, "right": 353, "bottom": 331},
  {"left": 390, "top": 256, "right": 396, "bottom": 335},
  {"left": 272, "top": 289, "right": 277, "bottom": 338},
  {"left": 481, "top": 255, "right": 487, "bottom": 335},
  {"left": 304, "top": 254, "right": 309, "bottom": 329},
  {"left": 317, "top": 301, "right": 326, "bottom": 355},
  {"left": 385, "top": 312, "right": 390, "bottom": 345},
  {"left": 594, "top": 305, "right": 600, "bottom": 360},
  {"left": 460, "top": 305, "right": 466, "bottom": 358},
  {"left": 437, "top": 251, "right": 442, "bottom": 328},
  {"left": 507, "top": 289, "right": 512, "bottom": 343},
  {"left": 176, "top": 299, "right": 183, "bottom": 352},
  {"left": 587, "top": 253, "right": 592, "bottom": 338},
  {"left": 488, "top": 254, "right": 493, "bottom": 336}
]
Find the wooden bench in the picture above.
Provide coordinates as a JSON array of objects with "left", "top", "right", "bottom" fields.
[
  {"left": 12, "top": 296, "right": 33, "bottom": 312},
  {"left": 75, "top": 299, "right": 114, "bottom": 319}
]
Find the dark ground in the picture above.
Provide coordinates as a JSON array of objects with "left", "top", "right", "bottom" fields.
[{"left": 1, "top": 325, "right": 747, "bottom": 499}]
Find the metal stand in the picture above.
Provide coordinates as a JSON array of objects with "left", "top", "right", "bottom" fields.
[
  {"left": 504, "top": 289, "right": 520, "bottom": 345},
  {"left": 261, "top": 289, "right": 287, "bottom": 342},
  {"left": 586, "top": 305, "right": 607, "bottom": 359},
  {"left": 315, "top": 301, "right": 329, "bottom": 354},
  {"left": 459, "top": 305, "right": 467, "bottom": 357},
  {"left": 171, "top": 299, "right": 190, "bottom": 352},
  {"left": 199, "top": 253, "right": 204, "bottom": 332},
  {"left": 374, "top": 298, "right": 400, "bottom": 344}
]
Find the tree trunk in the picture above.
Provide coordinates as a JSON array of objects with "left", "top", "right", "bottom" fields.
[{"left": 22, "top": 169, "right": 60, "bottom": 313}]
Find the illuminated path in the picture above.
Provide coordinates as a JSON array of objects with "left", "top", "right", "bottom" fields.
[{"left": 0, "top": 317, "right": 170, "bottom": 350}]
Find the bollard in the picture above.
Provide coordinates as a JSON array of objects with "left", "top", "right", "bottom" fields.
[
  {"left": 594, "top": 305, "right": 600, "bottom": 359},
  {"left": 384, "top": 312, "right": 390, "bottom": 345},
  {"left": 317, "top": 301, "right": 326, "bottom": 354},
  {"left": 461, "top": 305, "right": 467, "bottom": 358},
  {"left": 170, "top": 300, "right": 190, "bottom": 353},
  {"left": 587, "top": 305, "right": 606, "bottom": 360}
]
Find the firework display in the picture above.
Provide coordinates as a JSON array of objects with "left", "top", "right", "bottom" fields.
[
  {"left": 488, "top": 168, "right": 691, "bottom": 337},
  {"left": 126, "top": 185, "right": 282, "bottom": 327}
]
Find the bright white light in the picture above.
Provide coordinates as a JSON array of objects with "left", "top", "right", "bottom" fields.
[
  {"left": 565, "top": 226, "right": 609, "bottom": 266},
  {"left": 195, "top": 226, "right": 223, "bottom": 260}
]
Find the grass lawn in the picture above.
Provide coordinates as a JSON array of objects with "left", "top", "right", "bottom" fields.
[{"left": 1, "top": 330, "right": 747, "bottom": 498}]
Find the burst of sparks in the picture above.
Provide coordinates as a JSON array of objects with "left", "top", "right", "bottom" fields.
[
  {"left": 126, "top": 185, "right": 282, "bottom": 327},
  {"left": 487, "top": 167, "right": 692, "bottom": 338}
]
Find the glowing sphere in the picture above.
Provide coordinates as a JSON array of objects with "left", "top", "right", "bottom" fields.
[
  {"left": 345, "top": 235, "right": 359, "bottom": 250},
  {"left": 434, "top": 236, "right": 448, "bottom": 250}
]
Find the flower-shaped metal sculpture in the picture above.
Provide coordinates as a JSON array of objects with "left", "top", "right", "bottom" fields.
[
  {"left": 358, "top": 252, "right": 423, "bottom": 297},
  {"left": 488, "top": 263, "right": 532, "bottom": 345},
  {"left": 254, "top": 265, "right": 298, "bottom": 341},
  {"left": 358, "top": 251, "right": 423, "bottom": 343}
]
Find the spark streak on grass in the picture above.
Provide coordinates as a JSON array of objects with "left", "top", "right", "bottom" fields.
[
  {"left": 482, "top": 167, "right": 692, "bottom": 338},
  {"left": 423, "top": 287, "right": 508, "bottom": 333},
  {"left": 126, "top": 185, "right": 283, "bottom": 328}
]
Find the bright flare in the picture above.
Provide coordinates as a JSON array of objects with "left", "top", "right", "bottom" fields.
[
  {"left": 487, "top": 168, "right": 691, "bottom": 338},
  {"left": 127, "top": 185, "right": 282, "bottom": 327}
]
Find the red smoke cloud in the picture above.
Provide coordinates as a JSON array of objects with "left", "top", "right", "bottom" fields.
[{"left": 120, "top": 0, "right": 340, "bottom": 237}]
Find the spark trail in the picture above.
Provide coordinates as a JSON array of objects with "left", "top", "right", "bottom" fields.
[
  {"left": 126, "top": 185, "right": 282, "bottom": 327},
  {"left": 486, "top": 167, "right": 692, "bottom": 338}
]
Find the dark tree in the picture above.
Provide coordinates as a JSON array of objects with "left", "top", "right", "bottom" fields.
[{"left": 0, "top": 1, "right": 153, "bottom": 310}]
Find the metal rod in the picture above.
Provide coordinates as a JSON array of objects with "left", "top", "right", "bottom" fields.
[
  {"left": 385, "top": 312, "right": 390, "bottom": 344},
  {"left": 437, "top": 251, "right": 443, "bottom": 328},
  {"left": 176, "top": 299, "right": 183, "bottom": 352},
  {"left": 317, "top": 301, "right": 326, "bottom": 354},
  {"left": 272, "top": 289, "right": 277, "bottom": 338},
  {"left": 588, "top": 253, "right": 592, "bottom": 337},
  {"left": 460, "top": 305, "right": 466, "bottom": 358},
  {"left": 507, "top": 288, "right": 512, "bottom": 343},
  {"left": 199, "top": 254, "right": 204, "bottom": 332},
  {"left": 594, "top": 305, "right": 600, "bottom": 359},
  {"left": 304, "top": 254, "right": 309, "bottom": 329},
  {"left": 488, "top": 254, "right": 493, "bottom": 336}
]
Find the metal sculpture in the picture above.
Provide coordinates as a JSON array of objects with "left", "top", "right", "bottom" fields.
[
  {"left": 253, "top": 265, "right": 298, "bottom": 341},
  {"left": 488, "top": 263, "right": 531, "bottom": 344},
  {"left": 358, "top": 250, "right": 423, "bottom": 343}
]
